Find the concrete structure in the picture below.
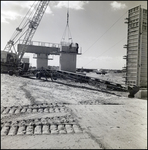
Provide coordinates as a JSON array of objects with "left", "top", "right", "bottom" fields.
[
  {"left": 22, "top": 57, "right": 29, "bottom": 63},
  {"left": 123, "top": 5, "right": 147, "bottom": 88},
  {"left": 18, "top": 41, "right": 60, "bottom": 69},
  {"left": 36, "top": 54, "right": 48, "bottom": 69},
  {"left": 18, "top": 41, "right": 81, "bottom": 72},
  {"left": 59, "top": 42, "right": 81, "bottom": 73},
  {"left": 135, "top": 89, "right": 147, "bottom": 99}
]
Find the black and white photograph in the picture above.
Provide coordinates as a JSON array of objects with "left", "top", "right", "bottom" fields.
[{"left": 1, "top": 1, "right": 147, "bottom": 149}]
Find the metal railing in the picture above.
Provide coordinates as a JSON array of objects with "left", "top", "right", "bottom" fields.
[
  {"left": 19, "top": 40, "right": 82, "bottom": 54},
  {"left": 19, "top": 40, "right": 61, "bottom": 48}
]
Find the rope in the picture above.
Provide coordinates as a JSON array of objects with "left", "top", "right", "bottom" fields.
[
  {"left": 61, "top": 1, "right": 73, "bottom": 43},
  {"left": 83, "top": 36, "right": 126, "bottom": 67},
  {"left": 83, "top": 11, "right": 128, "bottom": 55}
]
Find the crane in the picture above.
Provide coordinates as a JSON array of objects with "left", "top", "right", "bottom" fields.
[{"left": 1, "top": 1, "right": 49, "bottom": 74}]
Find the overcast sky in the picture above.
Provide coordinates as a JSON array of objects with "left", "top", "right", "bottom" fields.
[{"left": 1, "top": 1, "right": 147, "bottom": 69}]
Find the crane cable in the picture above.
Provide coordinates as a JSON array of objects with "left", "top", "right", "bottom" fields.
[
  {"left": 4, "top": 1, "right": 40, "bottom": 53},
  {"left": 83, "top": 36, "right": 126, "bottom": 67},
  {"left": 61, "top": 1, "right": 73, "bottom": 43},
  {"left": 10, "top": 1, "right": 38, "bottom": 42},
  {"left": 78, "top": 10, "right": 128, "bottom": 67},
  {"left": 82, "top": 10, "right": 128, "bottom": 55}
]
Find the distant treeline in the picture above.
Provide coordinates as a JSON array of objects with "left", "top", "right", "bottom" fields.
[{"left": 30, "top": 65, "right": 124, "bottom": 73}]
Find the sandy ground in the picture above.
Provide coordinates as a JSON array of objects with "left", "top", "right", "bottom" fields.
[{"left": 1, "top": 73, "right": 147, "bottom": 149}]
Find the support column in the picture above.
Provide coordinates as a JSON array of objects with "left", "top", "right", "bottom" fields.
[
  {"left": 59, "top": 43, "right": 78, "bottom": 73},
  {"left": 36, "top": 54, "right": 48, "bottom": 69}
]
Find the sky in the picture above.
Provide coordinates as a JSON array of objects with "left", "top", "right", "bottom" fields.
[{"left": 1, "top": 1, "right": 147, "bottom": 69}]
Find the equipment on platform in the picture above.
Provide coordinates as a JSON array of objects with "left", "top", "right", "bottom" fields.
[{"left": 1, "top": 1, "right": 49, "bottom": 75}]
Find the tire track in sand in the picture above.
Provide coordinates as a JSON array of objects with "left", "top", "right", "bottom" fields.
[{"left": 20, "top": 82, "right": 36, "bottom": 105}]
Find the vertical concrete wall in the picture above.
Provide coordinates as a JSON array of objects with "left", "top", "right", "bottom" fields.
[
  {"left": 37, "top": 54, "right": 48, "bottom": 69},
  {"left": 60, "top": 53, "right": 77, "bottom": 72},
  {"left": 59, "top": 43, "right": 77, "bottom": 72},
  {"left": 125, "top": 6, "right": 147, "bottom": 87},
  {"left": 139, "top": 8, "right": 147, "bottom": 87}
]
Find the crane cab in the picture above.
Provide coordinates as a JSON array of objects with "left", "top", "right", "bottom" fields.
[
  {"left": 1, "top": 51, "right": 8, "bottom": 63},
  {"left": 1, "top": 51, "right": 18, "bottom": 73},
  {"left": 1, "top": 51, "right": 18, "bottom": 64}
]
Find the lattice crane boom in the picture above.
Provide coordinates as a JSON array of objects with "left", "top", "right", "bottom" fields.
[
  {"left": 3, "top": 1, "right": 50, "bottom": 63},
  {"left": 18, "top": 1, "right": 49, "bottom": 62}
]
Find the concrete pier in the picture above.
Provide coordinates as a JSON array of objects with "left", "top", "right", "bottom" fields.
[
  {"left": 36, "top": 54, "right": 48, "bottom": 69},
  {"left": 17, "top": 42, "right": 60, "bottom": 69},
  {"left": 59, "top": 42, "right": 79, "bottom": 73},
  {"left": 135, "top": 89, "right": 147, "bottom": 99},
  {"left": 17, "top": 41, "right": 81, "bottom": 72}
]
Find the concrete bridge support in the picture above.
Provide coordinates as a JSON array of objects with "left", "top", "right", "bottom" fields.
[
  {"left": 60, "top": 53, "right": 77, "bottom": 72},
  {"left": 17, "top": 42, "right": 60, "bottom": 69},
  {"left": 59, "top": 43, "right": 79, "bottom": 73},
  {"left": 36, "top": 54, "right": 48, "bottom": 69},
  {"left": 17, "top": 41, "right": 81, "bottom": 72}
]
